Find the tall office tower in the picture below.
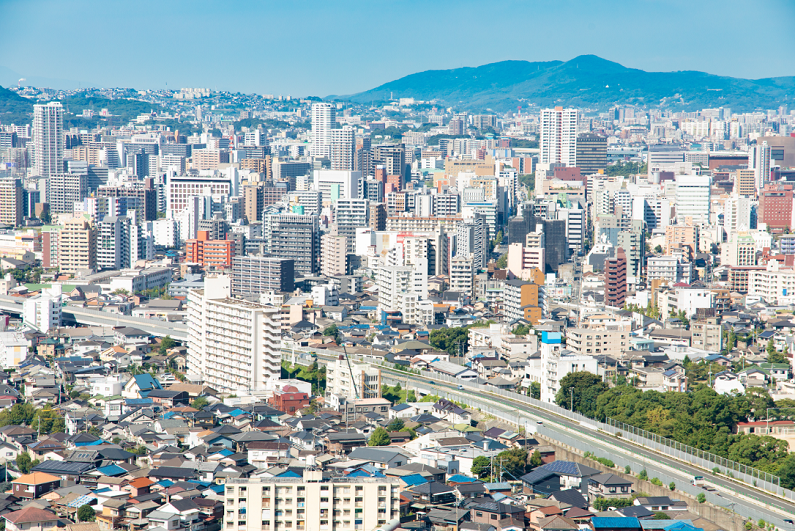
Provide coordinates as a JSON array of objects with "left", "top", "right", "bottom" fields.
[
  {"left": 321, "top": 234, "right": 348, "bottom": 277},
  {"left": 360, "top": 179, "right": 384, "bottom": 203},
  {"left": 355, "top": 136, "right": 373, "bottom": 177},
  {"left": 750, "top": 141, "right": 771, "bottom": 193},
  {"left": 311, "top": 102, "right": 336, "bottom": 158},
  {"left": 59, "top": 217, "right": 97, "bottom": 274},
  {"left": 604, "top": 247, "right": 627, "bottom": 308},
  {"left": 0, "top": 179, "right": 23, "bottom": 227},
  {"left": 242, "top": 184, "right": 264, "bottom": 223},
  {"left": 47, "top": 173, "right": 89, "bottom": 213},
  {"left": 329, "top": 126, "right": 355, "bottom": 171},
  {"left": 187, "top": 275, "right": 280, "bottom": 393},
  {"left": 97, "top": 215, "right": 132, "bottom": 270},
  {"left": 539, "top": 107, "right": 579, "bottom": 166},
  {"left": 33, "top": 102, "right": 64, "bottom": 179},
  {"left": 231, "top": 255, "right": 294, "bottom": 295},
  {"left": 575, "top": 133, "right": 607, "bottom": 174},
  {"left": 334, "top": 198, "right": 369, "bottom": 254},
  {"left": 675, "top": 175, "right": 711, "bottom": 224},
  {"left": 265, "top": 214, "right": 320, "bottom": 275},
  {"left": 97, "top": 179, "right": 157, "bottom": 221},
  {"left": 456, "top": 215, "right": 488, "bottom": 269}
]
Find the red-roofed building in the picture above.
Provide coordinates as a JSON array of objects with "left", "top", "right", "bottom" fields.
[
  {"left": 267, "top": 385, "right": 310, "bottom": 414},
  {"left": 3, "top": 506, "right": 59, "bottom": 531},
  {"left": 11, "top": 472, "right": 60, "bottom": 499}
]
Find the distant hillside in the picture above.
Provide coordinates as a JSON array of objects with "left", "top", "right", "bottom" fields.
[
  {"left": 0, "top": 87, "right": 161, "bottom": 126},
  {"left": 341, "top": 55, "right": 795, "bottom": 112}
]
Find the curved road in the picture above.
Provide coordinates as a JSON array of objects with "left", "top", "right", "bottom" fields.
[{"left": 297, "top": 350, "right": 795, "bottom": 526}]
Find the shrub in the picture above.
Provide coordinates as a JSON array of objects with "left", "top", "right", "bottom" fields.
[
  {"left": 625, "top": 465, "right": 632, "bottom": 474},
  {"left": 712, "top": 467, "right": 720, "bottom": 475},
  {"left": 650, "top": 477, "right": 663, "bottom": 486},
  {"left": 668, "top": 481, "right": 675, "bottom": 491},
  {"left": 697, "top": 493, "right": 706, "bottom": 504},
  {"left": 639, "top": 469, "right": 648, "bottom": 481}
]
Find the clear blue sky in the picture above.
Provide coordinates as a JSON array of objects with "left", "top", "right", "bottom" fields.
[{"left": 1, "top": 0, "right": 793, "bottom": 96}]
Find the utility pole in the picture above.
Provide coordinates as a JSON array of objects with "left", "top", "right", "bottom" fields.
[{"left": 570, "top": 387, "right": 574, "bottom": 412}]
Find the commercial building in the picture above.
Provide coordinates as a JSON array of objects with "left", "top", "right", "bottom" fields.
[
  {"left": 539, "top": 107, "right": 578, "bottom": 167},
  {"left": 187, "top": 275, "right": 280, "bottom": 393},
  {"left": 675, "top": 175, "right": 711, "bottom": 224},
  {"left": 33, "top": 102, "right": 64, "bottom": 179},
  {"left": 604, "top": 248, "right": 627, "bottom": 308},
  {"left": 224, "top": 472, "right": 401, "bottom": 531},
  {"left": 735, "top": 169, "right": 756, "bottom": 197},
  {"left": 185, "top": 230, "right": 235, "bottom": 270},
  {"left": 575, "top": 133, "right": 607, "bottom": 174},
  {"left": 231, "top": 256, "right": 295, "bottom": 296},
  {"left": 759, "top": 183, "right": 795, "bottom": 232},
  {"left": 314, "top": 170, "right": 361, "bottom": 205},
  {"left": 166, "top": 172, "right": 237, "bottom": 214}
]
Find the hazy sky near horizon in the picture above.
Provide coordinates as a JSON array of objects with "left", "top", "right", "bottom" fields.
[{"left": 1, "top": 0, "right": 794, "bottom": 95}]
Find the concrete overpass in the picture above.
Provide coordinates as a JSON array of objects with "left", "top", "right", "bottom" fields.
[{"left": 0, "top": 294, "right": 188, "bottom": 341}]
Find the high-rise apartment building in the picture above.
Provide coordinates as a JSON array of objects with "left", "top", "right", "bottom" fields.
[
  {"left": 224, "top": 472, "right": 401, "bottom": 531},
  {"left": 376, "top": 265, "right": 428, "bottom": 324},
  {"left": 97, "top": 179, "right": 158, "bottom": 221},
  {"left": 264, "top": 214, "right": 320, "bottom": 275},
  {"left": 48, "top": 173, "right": 89, "bottom": 213},
  {"left": 329, "top": 126, "right": 355, "bottom": 171},
  {"left": 185, "top": 230, "right": 236, "bottom": 270},
  {"left": 334, "top": 198, "right": 368, "bottom": 254},
  {"left": 231, "top": 256, "right": 294, "bottom": 296},
  {"left": 33, "top": 102, "right": 64, "bottom": 179},
  {"left": 539, "top": 107, "right": 578, "bottom": 167},
  {"left": 59, "top": 217, "right": 97, "bottom": 274},
  {"left": 449, "top": 255, "right": 474, "bottom": 297},
  {"left": 0, "top": 179, "right": 23, "bottom": 227},
  {"left": 734, "top": 169, "right": 756, "bottom": 197},
  {"left": 675, "top": 175, "right": 711, "bottom": 224},
  {"left": 750, "top": 141, "right": 771, "bottom": 192},
  {"left": 187, "top": 275, "right": 280, "bottom": 393},
  {"left": 372, "top": 144, "right": 406, "bottom": 186},
  {"left": 314, "top": 170, "right": 361, "bottom": 205},
  {"left": 369, "top": 203, "right": 387, "bottom": 231},
  {"left": 311, "top": 102, "right": 336, "bottom": 159},
  {"left": 504, "top": 278, "right": 544, "bottom": 324},
  {"left": 575, "top": 133, "right": 607, "bottom": 174},
  {"left": 97, "top": 215, "right": 132, "bottom": 271},
  {"left": 321, "top": 234, "right": 348, "bottom": 277},
  {"left": 604, "top": 248, "right": 627, "bottom": 308},
  {"left": 456, "top": 215, "right": 488, "bottom": 269}
]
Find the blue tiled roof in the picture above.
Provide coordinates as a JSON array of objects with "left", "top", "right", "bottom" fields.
[
  {"left": 592, "top": 517, "right": 642, "bottom": 529},
  {"left": 133, "top": 374, "right": 162, "bottom": 391},
  {"left": 96, "top": 464, "right": 126, "bottom": 476},
  {"left": 400, "top": 474, "right": 428, "bottom": 487},
  {"left": 227, "top": 408, "right": 248, "bottom": 417},
  {"left": 209, "top": 484, "right": 224, "bottom": 493},
  {"left": 212, "top": 449, "right": 233, "bottom": 457},
  {"left": 157, "top": 479, "right": 174, "bottom": 487},
  {"left": 447, "top": 474, "right": 477, "bottom": 483},
  {"left": 274, "top": 470, "right": 301, "bottom": 478},
  {"left": 75, "top": 439, "right": 104, "bottom": 447},
  {"left": 126, "top": 398, "right": 153, "bottom": 406}
]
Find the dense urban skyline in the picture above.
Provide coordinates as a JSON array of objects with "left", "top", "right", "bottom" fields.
[{"left": 1, "top": 0, "right": 794, "bottom": 95}]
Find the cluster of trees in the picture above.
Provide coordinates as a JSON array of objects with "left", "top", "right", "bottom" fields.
[
  {"left": 605, "top": 162, "right": 648, "bottom": 177},
  {"left": 554, "top": 372, "right": 795, "bottom": 483},
  {"left": 281, "top": 360, "right": 327, "bottom": 395},
  {"left": 381, "top": 384, "right": 416, "bottom": 405},
  {"left": 0, "top": 267, "right": 45, "bottom": 284},
  {"left": 471, "top": 448, "right": 543, "bottom": 480},
  {"left": 429, "top": 327, "right": 470, "bottom": 357},
  {"left": 624, "top": 302, "right": 662, "bottom": 320},
  {"left": 0, "top": 404, "right": 64, "bottom": 434}
]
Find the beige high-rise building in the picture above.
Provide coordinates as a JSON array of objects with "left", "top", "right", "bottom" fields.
[
  {"left": 33, "top": 102, "right": 63, "bottom": 179},
  {"left": 225, "top": 472, "right": 401, "bottom": 531},
  {"left": 735, "top": 169, "right": 756, "bottom": 197},
  {"left": 59, "top": 217, "right": 97, "bottom": 274},
  {"left": 0, "top": 179, "right": 23, "bottom": 227},
  {"left": 321, "top": 234, "right": 347, "bottom": 277}
]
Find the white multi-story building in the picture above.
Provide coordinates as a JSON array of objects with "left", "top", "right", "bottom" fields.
[
  {"left": 723, "top": 194, "right": 752, "bottom": 233},
  {"left": 0, "top": 331, "right": 28, "bottom": 369},
  {"left": 432, "top": 193, "right": 460, "bottom": 217},
  {"left": 225, "top": 472, "right": 401, "bottom": 531},
  {"left": 376, "top": 266, "right": 427, "bottom": 324},
  {"left": 748, "top": 260, "right": 795, "bottom": 306},
  {"left": 675, "top": 174, "right": 711, "bottom": 224},
  {"left": 166, "top": 171, "right": 238, "bottom": 214},
  {"left": 151, "top": 219, "right": 179, "bottom": 248},
  {"left": 329, "top": 126, "right": 355, "bottom": 171},
  {"left": 314, "top": 170, "right": 361, "bottom": 205},
  {"left": 311, "top": 102, "right": 336, "bottom": 158},
  {"left": 187, "top": 275, "right": 280, "bottom": 393},
  {"left": 33, "top": 102, "right": 63, "bottom": 179},
  {"left": 647, "top": 255, "right": 694, "bottom": 284},
  {"left": 97, "top": 215, "right": 132, "bottom": 271},
  {"left": 326, "top": 357, "right": 382, "bottom": 402},
  {"left": 538, "top": 331, "right": 598, "bottom": 403},
  {"left": 539, "top": 107, "right": 579, "bottom": 167},
  {"left": 456, "top": 215, "right": 488, "bottom": 268},
  {"left": 750, "top": 141, "right": 771, "bottom": 192},
  {"left": 449, "top": 255, "right": 474, "bottom": 297},
  {"left": 22, "top": 285, "right": 62, "bottom": 333}
]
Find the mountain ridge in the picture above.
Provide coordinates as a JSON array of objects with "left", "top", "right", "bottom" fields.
[{"left": 339, "top": 55, "right": 795, "bottom": 112}]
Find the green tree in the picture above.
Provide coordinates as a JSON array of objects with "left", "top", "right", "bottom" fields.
[
  {"left": 406, "top": 390, "right": 417, "bottom": 402},
  {"left": 387, "top": 418, "right": 405, "bottom": 432},
  {"left": 766, "top": 338, "right": 776, "bottom": 358},
  {"left": 16, "top": 453, "right": 32, "bottom": 474},
  {"left": 496, "top": 253, "right": 508, "bottom": 269},
  {"left": 639, "top": 469, "right": 648, "bottom": 481},
  {"left": 654, "top": 245, "right": 663, "bottom": 254},
  {"left": 0, "top": 403, "right": 36, "bottom": 427},
  {"left": 368, "top": 427, "right": 391, "bottom": 447},
  {"left": 653, "top": 512, "right": 672, "bottom": 520},
  {"left": 512, "top": 324, "right": 531, "bottom": 336},
  {"left": 529, "top": 382, "right": 541, "bottom": 400},
  {"left": 530, "top": 450, "right": 543, "bottom": 468},
  {"left": 669, "top": 481, "right": 675, "bottom": 491},
  {"left": 555, "top": 372, "right": 607, "bottom": 418},
  {"left": 429, "top": 327, "right": 469, "bottom": 357},
  {"left": 768, "top": 349, "right": 787, "bottom": 364},
  {"left": 32, "top": 407, "right": 65, "bottom": 434},
  {"left": 191, "top": 396, "right": 209, "bottom": 410},
  {"left": 777, "top": 454, "right": 795, "bottom": 489},
  {"left": 159, "top": 335, "right": 176, "bottom": 355},
  {"left": 130, "top": 445, "right": 148, "bottom": 455},
  {"left": 471, "top": 456, "right": 491, "bottom": 479},
  {"left": 696, "top": 493, "right": 706, "bottom": 504},
  {"left": 323, "top": 324, "right": 339, "bottom": 338},
  {"left": 77, "top": 505, "right": 96, "bottom": 522},
  {"left": 495, "top": 447, "right": 528, "bottom": 479}
]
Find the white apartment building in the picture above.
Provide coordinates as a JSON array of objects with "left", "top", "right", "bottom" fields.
[
  {"left": 375, "top": 266, "right": 428, "bottom": 325},
  {"left": 33, "top": 102, "right": 64, "bottom": 179},
  {"left": 723, "top": 195, "right": 752, "bottom": 232},
  {"left": 539, "top": 107, "right": 578, "bottom": 167},
  {"left": 647, "top": 255, "right": 694, "bottom": 284},
  {"left": 22, "top": 285, "right": 62, "bottom": 333},
  {"left": 224, "top": 472, "right": 401, "bottom": 531},
  {"left": 187, "top": 275, "right": 280, "bottom": 393},
  {"left": 151, "top": 219, "right": 179, "bottom": 247},
  {"left": 329, "top": 126, "right": 355, "bottom": 171},
  {"left": 658, "top": 288, "right": 715, "bottom": 319},
  {"left": 507, "top": 242, "right": 545, "bottom": 280},
  {"left": 166, "top": 171, "right": 237, "bottom": 214},
  {"left": 0, "top": 331, "right": 27, "bottom": 369},
  {"left": 326, "top": 357, "right": 382, "bottom": 402},
  {"left": 675, "top": 175, "right": 711, "bottom": 224},
  {"left": 748, "top": 260, "right": 795, "bottom": 306},
  {"left": 449, "top": 255, "right": 474, "bottom": 297},
  {"left": 538, "top": 331, "right": 598, "bottom": 403},
  {"left": 311, "top": 102, "right": 336, "bottom": 158}
]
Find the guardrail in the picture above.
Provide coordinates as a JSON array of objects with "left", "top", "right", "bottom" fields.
[{"left": 281, "top": 343, "right": 795, "bottom": 502}]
